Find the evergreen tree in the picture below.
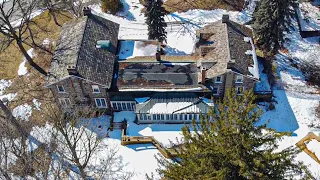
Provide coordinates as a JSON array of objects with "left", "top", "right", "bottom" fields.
[
  {"left": 145, "top": 0, "right": 167, "bottom": 42},
  {"left": 253, "top": 0, "right": 298, "bottom": 54},
  {"left": 155, "top": 89, "right": 313, "bottom": 179}
]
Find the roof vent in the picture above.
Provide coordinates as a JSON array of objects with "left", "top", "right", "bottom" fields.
[
  {"left": 96, "top": 40, "right": 115, "bottom": 53},
  {"left": 83, "top": 7, "right": 91, "bottom": 16},
  {"left": 222, "top": 14, "right": 229, "bottom": 23}
]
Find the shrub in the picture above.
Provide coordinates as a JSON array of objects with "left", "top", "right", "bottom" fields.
[
  {"left": 268, "top": 102, "right": 275, "bottom": 111},
  {"left": 101, "top": 0, "right": 123, "bottom": 15},
  {"left": 298, "top": 61, "right": 320, "bottom": 87}
]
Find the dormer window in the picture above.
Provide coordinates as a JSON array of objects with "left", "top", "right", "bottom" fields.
[
  {"left": 92, "top": 85, "right": 100, "bottom": 93},
  {"left": 57, "top": 85, "right": 65, "bottom": 93},
  {"left": 215, "top": 76, "right": 223, "bottom": 83},
  {"left": 235, "top": 75, "right": 243, "bottom": 83}
]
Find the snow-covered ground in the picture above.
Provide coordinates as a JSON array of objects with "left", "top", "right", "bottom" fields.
[{"left": 12, "top": 103, "right": 32, "bottom": 121}]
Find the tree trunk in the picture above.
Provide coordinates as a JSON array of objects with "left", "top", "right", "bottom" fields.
[
  {"left": 49, "top": 9, "right": 62, "bottom": 27},
  {"left": 16, "top": 41, "right": 48, "bottom": 76},
  {"left": 0, "top": 100, "right": 28, "bottom": 139}
]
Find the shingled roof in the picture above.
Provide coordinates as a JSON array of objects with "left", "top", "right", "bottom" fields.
[
  {"left": 47, "top": 12, "right": 120, "bottom": 87},
  {"left": 196, "top": 15, "right": 258, "bottom": 80},
  {"left": 117, "top": 61, "right": 200, "bottom": 89}
]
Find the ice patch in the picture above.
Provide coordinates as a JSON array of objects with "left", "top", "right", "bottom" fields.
[{"left": 12, "top": 104, "right": 32, "bottom": 121}]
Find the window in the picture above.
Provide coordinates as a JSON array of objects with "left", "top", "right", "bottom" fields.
[
  {"left": 112, "top": 103, "right": 117, "bottom": 110},
  {"left": 126, "top": 103, "right": 132, "bottom": 111},
  {"left": 131, "top": 103, "right": 135, "bottom": 110},
  {"left": 236, "top": 86, "right": 244, "bottom": 95},
  {"left": 57, "top": 85, "right": 65, "bottom": 93},
  {"left": 194, "top": 114, "right": 199, "bottom": 120},
  {"left": 173, "top": 114, "right": 178, "bottom": 120},
  {"left": 153, "top": 114, "right": 157, "bottom": 120},
  {"left": 95, "top": 98, "right": 106, "bottom": 108},
  {"left": 169, "top": 114, "right": 173, "bottom": 120},
  {"left": 166, "top": 114, "right": 170, "bottom": 120},
  {"left": 122, "top": 103, "right": 127, "bottom": 111},
  {"left": 139, "top": 114, "right": 143, "bottom": 120},
  {"left": 157, "top": 114, "right": 160, "bottom": 120},
  {"left": 184, "top": 114, "right": 188, "bottom": 120},
  {"left": 179, "top": 114, "right": 183, "bottom": 120},
  {"left": 92, "top": 85, "right": 100, "bottom": 93},
  {"left": 215, "top": 76, "right": 223, "bottom": 83},
  {"left": 189, "top": 114, "right": 193, "bottom": 120},
  {"left": 59, "top": 98, "right": 71, "bottom": 107},
  {"left": 117, "top": 103, "right": 122, "bottom": 111},
  {"left": 235, "top": 75, "right": 243, "bottom": 83},
  {"left": 143, "top": 114, "right": 147, "bottom": 120},
  {"left": 147, "top": 115, "right": 151, "bottom": 120},
  {"left": 212, "top": 87, "right": 219, "bottom": 95},
  {"left": 160, "top": 114, "right": 164, "bottom": 120}
]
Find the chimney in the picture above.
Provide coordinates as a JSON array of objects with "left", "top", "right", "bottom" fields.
[
  {"left": 201, "top": 68, "right": 206, "bottom": 84},
  {"left": 83, "top": 7, "right": 91, "bottom": 16},
  {"left": 222, "top": 14, "right": 229, "bottom": 23},
  {"left": 156, "top": 52, "right": 161, "bottom": 61},
  {"left": 67, "top": 66, "right": 78, "bottom": 76}
]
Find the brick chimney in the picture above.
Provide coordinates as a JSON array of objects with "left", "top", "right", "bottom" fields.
[
  {"left": 222, "top": 14, "right": 229, "bottom": 23},
  {"left": 83, "top": 7, "right": 91, "bottom": 16},
  {"left": 201, "top": 68, "right": 206, "bottom": 84}
]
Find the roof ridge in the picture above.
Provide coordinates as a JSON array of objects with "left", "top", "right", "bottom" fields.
[
  {"left": 75, "top": 16, "right": 89, "bottom": 71},
  {"left": 225, "top": 23, "right": 231, "bottom": 62}
]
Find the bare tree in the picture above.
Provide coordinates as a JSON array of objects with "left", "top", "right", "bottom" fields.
[
  {"left": 48, "top": 108, "right": 133, "bottom": 179},
  {"left": 0, "top": 0, "right": 48, "bottom": 76}
]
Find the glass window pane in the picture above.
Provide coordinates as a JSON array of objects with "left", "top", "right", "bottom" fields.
[
  {"left": 166, "top": 114, "right": 169, "bottom": 120},
  {"left": 127, "top": 103, "right": 132, "bottom": 111},
  {"left": 153, "top": 114, "right": 156, "bottom": 120},
  {"left": 185, "top": 114, "right": 188, "bottom": 120},
  {"left": 95, "top": 99, "right": 101, "bottom": 107},
  {"left": 112, "top": 103, "right": 117, "bottom": 110},
  {"left": 161, "top": 114, "right": 164, "bottom": 120},
  {"left": 101, "top": 99, "right": 106, "bottom": 107},
  {"left": 148, "top": 115, "right": 151, "bottom": 120},
  {"left": 179, "top": 114, "right": 183, "bottom": 120},
  {"left": 122, "top": 103, "right": 127, "bottom": 110},
  {"left": 117, "top": 103, "right": 122, "bottom": 110},
  {"left": 157, "top": 114, "right": 160, "bottom": 120},
  {"left": 174, "top": 114, "right": 177, "bottom": 120},
  {"left": 189, "top": 114, "right": 192, "bottom": 120},
  {"left": 131, "top": 103, "right": 135, "bottom": 110}
]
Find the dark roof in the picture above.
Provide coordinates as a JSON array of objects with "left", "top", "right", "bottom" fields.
[
  {"left": 116, "top": 62, "right": 200, "bottom": 89},
  {"left": 226, "top": 21, "right": 253, "bottom": 75},
  {"left": 48, "top": 14, "right": 120, "bottom": 87}
]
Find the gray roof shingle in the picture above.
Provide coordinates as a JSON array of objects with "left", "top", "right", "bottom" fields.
[{"left": 48, "top": 14, "right": 120, "bottom": 87}]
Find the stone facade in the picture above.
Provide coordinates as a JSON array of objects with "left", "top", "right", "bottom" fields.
[{"left": 48, "top": 76, "right": 110, "bottom": 112}]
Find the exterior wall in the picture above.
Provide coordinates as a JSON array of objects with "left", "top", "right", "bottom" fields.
[
  {"left": 48, "top": 76, "right": 110, "bottom": 112},
  {"left": 136, "top": 113, "right": 206, "bottom": 124}
]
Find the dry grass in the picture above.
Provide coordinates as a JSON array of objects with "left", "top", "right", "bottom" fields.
[
  {"left": 163, "top": 0, "right": 244, "bottom": 13},
  {"left": 0, "top": 10, "right": 71, "bottom": 79},
  {"left": 1, "top": 10, "right": 72, "bottom": 129}
]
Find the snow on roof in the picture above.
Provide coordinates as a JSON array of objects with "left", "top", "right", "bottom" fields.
[
  {"left": 297, "top": 2, "right": 320, "bottom": 31},
  {"left": 0, "top": 79, "right": 16, "bottom": 101},
  {"left": 247, "top": 37, "right": 260, "bottom": 80},
  {"left": 118, "top": 40, "right": 158, "bottom": 59}
]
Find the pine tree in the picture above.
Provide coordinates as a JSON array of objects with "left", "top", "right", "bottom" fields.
[
  {"left": 155, "top": 89, "right": 313, "bottom": 179},
  {"left": 253, "top": 0, "right": 298, "bottom": 54},
  {"left": 145, "top": 0, "right": 167, "bottom": 43}
]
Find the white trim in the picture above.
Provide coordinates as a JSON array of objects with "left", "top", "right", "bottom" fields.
[
  {"left": 92, "top": 85, "right": 100, "bottom": 93},
  {"left": 56, "top": 85, "right": 65, "bottom": 93},
  {"left": 214, "top": 75, "right": 223, "bottom": 84},
  {"left": 59, "top": 98, "right": 71, "bottom": 107},
  {"left": 235, "top": 75, "right": 243, "bottom": 83},
  {"left": 94, "top": 98, "right": 107, "bottom": 108}
]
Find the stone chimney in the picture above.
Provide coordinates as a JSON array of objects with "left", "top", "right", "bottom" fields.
[
  {"left": 222, "top": 14, "right": 229, "bottom": 23},
  {"left": 83, "top": 7, "right": 91, "bottom": 16},
  {"left": 201, "top": 68, "right": 206, "bottom": 84}
]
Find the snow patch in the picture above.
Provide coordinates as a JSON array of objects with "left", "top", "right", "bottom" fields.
[
  {"left": 307, "top": 139, "right": 320, "bottom": 160},
  {"left": 18, "top": 48, "right": 34, "bottom": 76},
  {"left": 32, "top": 99, "right": 41, "bottom": 111},
  {"left": 12, "top": 104, "right": 32, "bottom": 121}
]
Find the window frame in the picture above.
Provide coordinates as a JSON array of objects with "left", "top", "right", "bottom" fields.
[
  {"left": 59, "top": 98, "right": 71, "bottom": 107},
  {"left": 95, "top": 98, "right": 107, "bottom": 108},
  {"left": 235, "top": 75, "right": 243, "bottom": 83},
  {"left": 215, "top": 76, "right": 223, "bottom": 83},
  {"left": 91, "top": 85, "right": 100, "bottom": 93},
  {"left": 212, "top": 87, "right": 219, "bottom": 95},
  {"left": 236, "top": 86, "right": 244, "bottom": 95},
  {"left": 57, "top": 85, "right": 65, "bottom": 93}
]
